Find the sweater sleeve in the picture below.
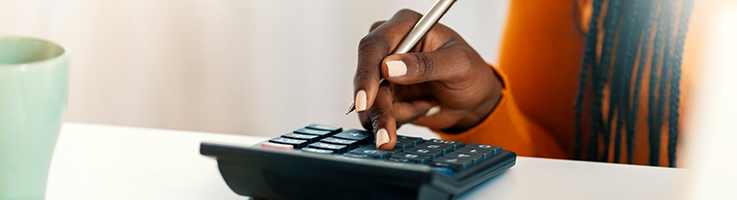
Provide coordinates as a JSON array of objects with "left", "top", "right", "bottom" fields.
[{"left": 433, "top": 64, "right": 566, "bottom": 159}]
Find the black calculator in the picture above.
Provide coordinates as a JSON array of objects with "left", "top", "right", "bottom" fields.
[{"left": 200, "top": 124, "right": 516, "bottom": 200}]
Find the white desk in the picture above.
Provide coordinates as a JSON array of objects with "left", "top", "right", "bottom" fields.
[{"left": 46, "top": 123, "right": 682, "bottom": 200}]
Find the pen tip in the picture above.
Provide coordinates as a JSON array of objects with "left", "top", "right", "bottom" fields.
[{"left": 346, "top": 101, "right": 356, "bottom": 115}]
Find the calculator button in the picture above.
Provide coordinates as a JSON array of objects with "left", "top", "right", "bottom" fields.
[
  {"left": 455, "top": 147, "right": 494, "bottom": 159},
  {"left": 416, "top": 143, "right": 454, "bottom": 153},
  {"left": 294, "top": 128, "right": 333, "bottom": 138},
  {"left": 301, "top": 147, "right": 334, "bottom": 154},
  {"left": 305, "top": 124, "right": 343, "bottom": 134},
  {"left": 372, "top": 141, "right": 406, "bottom": 152},
  {"left": 260, "top": 142, "right": 294, "bottom": 150},
  {"left": 426, "top": 139, "right": 463, "bottom": 149},
  {"left": 361, "top": 145, "right": 402, "bottom": 153},
  {"left": 308, "top": 142, "right": 348, "bottom": 153},
  {"left": 403, "top": 147, "right": 444, "bottom": 158},
  {"left": 320, "top": 137, "right": 359, "bottom": 149},
  {"left": 430, "top": 157, "right": 474, "bottom": 171},
  {"left": 333, "top": 129, "right": 372, "bottom": 143},
  {"left": 269, "top": 137, "right": 309, "bottom": 148},
  {"left": 445, "top": 152, "right": 483, "bottom": 164},
  {"left": 397, "top": 135, "right": 424, "bottom": 145},
  {"left": 350, "top": 146, "right": 396, "bottom": 159},
  {"left": 392, "top": 139, "right": 416, "bottom": 150},
  {"left": 390, "top": 152, "right": 432, "bottom": 163},
  {"left": 281, "top": 133, "right": 320, "bottom": 143},
  {"left": 465, "top": 143, "right": 501, "bottom": 153},
  {"left": 343, "top": 153, "right": 371, "bottom": 159},
  {"left": 387, "top": 157, "right": 413, "bottom": 163}
]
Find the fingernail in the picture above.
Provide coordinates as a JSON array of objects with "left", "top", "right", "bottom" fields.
[
  {"left": 356, "top": 90, "right": 367, "bottom": 112},
  {"left": 386, "top": 60, "right": 407, "bottom": 77},
  {"left": 425, "top": 106, "right": 440, "bottom": 116},
  {"left": 376, "top": 128, "right": 390, "bottom": 148}
]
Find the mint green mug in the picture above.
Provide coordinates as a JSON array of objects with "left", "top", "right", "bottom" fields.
[{"left": 0, "top": 36, "right": 69, "bottom": 199}]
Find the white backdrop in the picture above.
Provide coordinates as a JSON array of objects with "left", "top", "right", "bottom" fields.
[{"left": 0, "top": 0, "right": 509, "bottom": 137}]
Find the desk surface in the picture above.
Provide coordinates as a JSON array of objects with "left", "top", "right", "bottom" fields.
[{"left": 46, "top": 123, "right": 682, "bottom": 200}]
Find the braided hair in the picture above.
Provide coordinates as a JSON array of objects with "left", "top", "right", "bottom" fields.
[{"left": 574, "top": 0, "right": 694, "bottom": 167}]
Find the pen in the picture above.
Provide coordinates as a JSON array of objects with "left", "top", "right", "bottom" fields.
[{"left": 346, "top": 0, "right": 457, "bottom": 115}]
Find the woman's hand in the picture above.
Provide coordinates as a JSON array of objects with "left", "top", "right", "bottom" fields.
[{"left": 353, "top": 9, "right": 503, "bottom": 150}]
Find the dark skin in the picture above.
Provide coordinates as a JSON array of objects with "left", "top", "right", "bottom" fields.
[{"left": 353, "top": 9, "right": 503, "bottom": 150}]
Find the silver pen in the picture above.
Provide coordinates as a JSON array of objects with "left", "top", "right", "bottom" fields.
[{"left": 346, "top": 0, "right": 457, "bottom": 115}]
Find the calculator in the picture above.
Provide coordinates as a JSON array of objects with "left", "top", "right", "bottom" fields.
[{"left": 200, "top": 124, "right": 516, "bottom": 200}]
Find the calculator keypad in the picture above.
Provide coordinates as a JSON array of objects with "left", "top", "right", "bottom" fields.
[
  {"left": 430, "top": 157, "right": 474, "bottom": 170},
  {"left": 269, "top": 137, "right": 309, "bottom": 148},
  {"left": 397, "top": 136, "right": 424, "bottom": 145},
  {"left": 294, "top": 128, "right": 333, "bottom": 138},
  {"left": 415, "top": 143, "right": 455, "bottom": 153},
  {"left": 332, "top": 129, "right": 372, "bottom": 143},
  {"left": 282, "top": 133, "right": 320, "bottom": 143},
  {"left": 302, "top": 147, "right": 334, "bottom": 154},
  {"left": 350, "top": 146, "right": 398, "bottom": 159},
  {"left": 403, "top": 147, "right": 444, "bottom": 158},
  {"left": 261, "top": 124, "right": 505, "bottom": 173},
  {"left": 455, "top": 147, "right": 494, "bottom": 159},
  {"left": 320, "top": 137, "right": 359, "bottom": 149},
  {"left": 393, "top": 139, "right": 417, "bottom": 150},
  {"left": 305, "top": 124, "right": 342, "bottom": 134},
  {"left": 308, "top": 142, "right": 348, "bottom": 153},
  {"left": 390, "top": 152, "right": 433, "bottom": 164},
  {"left": 426, "top": 139, "right": 463, "bottom": 149},
  {"left": 445, "top": 152, "right": 483, "bottom": 164}
]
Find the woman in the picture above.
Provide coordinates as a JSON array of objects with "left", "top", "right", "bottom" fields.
[{"left": 351, "top": 0, "right": 718, "bottom": 167}]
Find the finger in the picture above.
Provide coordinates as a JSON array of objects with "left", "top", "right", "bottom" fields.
[
  {"left": 358, "top": 110, "right": 372, "bottom": 131},
  {"left": 360, "top": 85, "right": 430, "bottom": 131},
  {"left": 411, "top": 106, "right": 462, "bottom": 130},
  {"left": 382, "top": 45, "right": 477, "bottom": 85},
  {"left": 369, "top": 21, "right": 386, "bottom": 32},
  {"left": 392, "top": 98, "right": 438, "bottom": 125},
  {"left": 354, "top": 9, "right": 423, "bottom": 113},
  {"left": 368, "top": 83, "right": 397, "bottom": 150},
  {"left": 394, "top": 98, "right": 461, "bottom": 130}
]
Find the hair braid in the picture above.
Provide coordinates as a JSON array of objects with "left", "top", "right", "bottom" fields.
[
  {"left": 627, "top": 0, "right": 659, "bottom": 164},
  {"left": 668, "top": 0, "right": 694, "bottom": 167},
  {"left": 646, "top": 0, "right": 670, "bottom": 166},
  {"left": 611, "top": 0, "right": 642, "bottom": 163},
  {"left": 576, "top": 0, "right": 693, "bottom": 167},
  {"left": 588, "top": 0, "right": 621, "bottom": 161},
  {"left": 575, "top": 0, "right": 604, "bottom": 160}
]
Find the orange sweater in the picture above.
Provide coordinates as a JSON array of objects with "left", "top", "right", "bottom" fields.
[{"left": 436, "top": 0, "right": 717, "bottom": 167}]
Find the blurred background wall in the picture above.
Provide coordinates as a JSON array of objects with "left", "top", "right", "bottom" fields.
[{"left": 0, "top": 0, "right": 509, "bottom": 137}]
